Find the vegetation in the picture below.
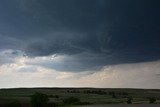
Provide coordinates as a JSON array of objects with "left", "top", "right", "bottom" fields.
[
  {"left": 63, "top": 97, "right": 80, "bottom": 105},
  {"left": 127, "top": 97, "right": 132, "bottom": 104},
  {"left": 30, "top": 92, "right": 49, "bottom": 107},
  {"left": 0, "top": 100, "right": 22, "bottom": 107},
  {"left": 0, "top": 88, "right": 160, "bottom": 107},
  {"left": 149, "top": 97, "right": 156, "bottom": 104},
  {"left": 54, "top": 95, "right": 59, "bottom": 99}
]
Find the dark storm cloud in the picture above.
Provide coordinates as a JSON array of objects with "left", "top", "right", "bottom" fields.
[{"left": 0, "top": 0, "right": 160, "bottom": 71}]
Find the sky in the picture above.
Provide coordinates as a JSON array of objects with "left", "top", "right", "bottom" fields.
[{"left": 0, "top": 0, "right": 160, "bottom": 89}]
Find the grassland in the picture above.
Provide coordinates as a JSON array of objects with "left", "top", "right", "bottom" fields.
[{"left": 0, "top": 88, "right": 160, "bottom": 107}]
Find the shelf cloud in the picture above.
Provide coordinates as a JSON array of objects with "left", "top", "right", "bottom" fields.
[{"left": 0, "top": 0, "right": 160, "bottom": 88}]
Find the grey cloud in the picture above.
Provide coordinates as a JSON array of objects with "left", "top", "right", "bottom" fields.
[
  {"left": 156, "top": 74, "right": 160, "bottom": 77},
  {"left": 0, "top": 34, "right": 25, "bottom": 50},
  {"left": 0, "top": 0, "right": 160, "bottom": 71},
  {"left": 25, "top": 53, "right": 107, "bottom": 72},
  {"left": 0, "top": 49, "right": 25, "bottom": 65}
]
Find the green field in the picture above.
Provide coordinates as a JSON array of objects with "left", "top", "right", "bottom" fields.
[{"left": 0, "top": 88, "right": 160, "bottom": 107}]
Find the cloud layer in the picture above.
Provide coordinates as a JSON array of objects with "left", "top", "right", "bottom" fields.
[
  {"left": 0, "top": 0, "right": 160, "bottom": 88},
  {"left": 0, "top": 52, "right": 160, "bottom": 88}
]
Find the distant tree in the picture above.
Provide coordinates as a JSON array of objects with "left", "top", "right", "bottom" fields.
[
  {"left": 149, "top": 97, "right": 156, "bottom": 103},
  {"left": 86, "top": 90, "right": 91, "bottom": 94},
  {"left": 122, "top": 92, "right": 129, "bottom": 95},
  {"left": 30, "top": 92, "right": 49, "bottom": 107},
  {"left": 127, "top": 97, "right": 132, "bottom": 104},
  {"left": 111, "top": 92, "right": 116, "bottom": 98}
]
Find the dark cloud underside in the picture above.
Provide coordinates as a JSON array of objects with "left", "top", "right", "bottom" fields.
[{"left": 0, "top": 0, "right": 160, "bottom": 71}]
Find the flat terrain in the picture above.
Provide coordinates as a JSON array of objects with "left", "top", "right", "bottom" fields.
[
  {"left": 0, "top": 88, "right": 160, "bottom": 107},
  {"left": 82, "top": 104, "right": 160, "bottom": 107}
]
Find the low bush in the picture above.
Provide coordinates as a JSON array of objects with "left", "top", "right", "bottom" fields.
[
  {"left": 127, "top": 97, "right": 132, "bottom": 104},
  {"left": 149, "top": 97, "right": 156, "bottom": 103},
  {"left": 30, "top": 92, "right": 49, "bottom": 107}
]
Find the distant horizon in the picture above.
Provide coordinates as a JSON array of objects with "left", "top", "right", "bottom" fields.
[{"left": 1, "top": 86, "right": 160, "bottom": 90}]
